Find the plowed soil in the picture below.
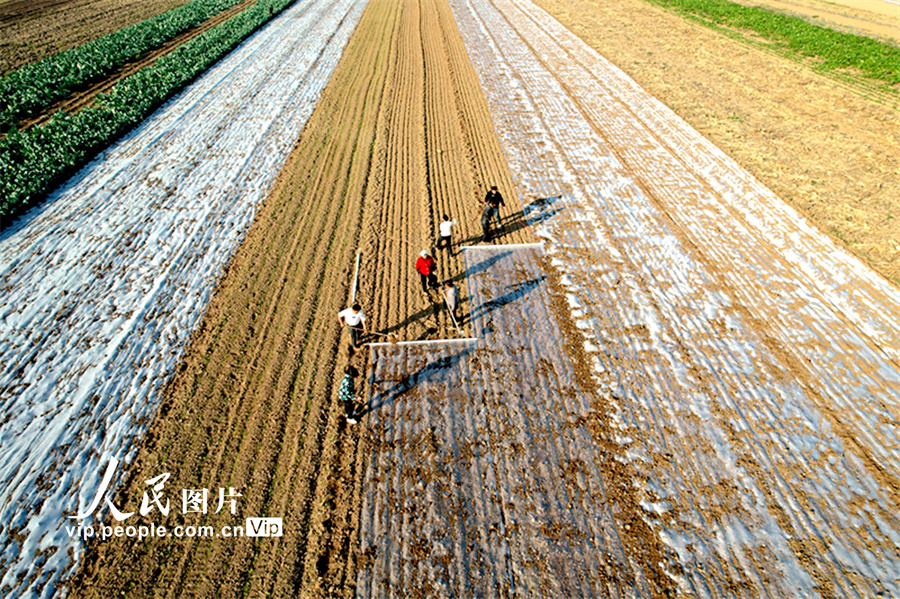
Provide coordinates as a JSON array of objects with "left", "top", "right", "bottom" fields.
[
  {"left": 57, "top": 0, "right": 900, "bottom": 596},
  {"left": 67, "top": 0, "right": 529, "bottom": 597},
  {"left": 535, "top": 0, "right": 900, "bottom": 285},
  {"left": 0, "top": 0, "right": 192, "bottom": 74}
]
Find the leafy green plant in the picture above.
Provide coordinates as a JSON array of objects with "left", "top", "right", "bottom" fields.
[
  {"left": 0, "top": 0, "right": 241, "bottom": 127},
  {"left": 0, "top": 0, "right": 296, "bottom": 226},
  {"left": 646, "top": 0, "right": 900, "bottom": 85}
]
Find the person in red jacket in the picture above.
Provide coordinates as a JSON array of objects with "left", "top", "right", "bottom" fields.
[{"left": 415, "top": 250, "right": 439, "bottom": 292}]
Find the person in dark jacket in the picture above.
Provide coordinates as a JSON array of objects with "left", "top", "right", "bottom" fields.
[
  {"left": 339, "top": 365, "right": 360, "bottom": 424},
  {"left": 484, "top": 185, "right": 505, "bottom": 228}
]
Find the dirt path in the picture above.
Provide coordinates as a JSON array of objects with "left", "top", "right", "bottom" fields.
[
  {"left": 15, "top": 0, "right": 255, "bottom": 131},
  {"left": 535, "top": 0, "right": 900, "bottom": 287},
  {"left": 0, "top": 0, "right": 192, "bottom": 74},
  {"left": 67, "top": 0, "right": 528, "bottom": 597}
]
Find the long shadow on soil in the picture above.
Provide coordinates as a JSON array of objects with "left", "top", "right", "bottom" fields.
[
  {"left": 468, "top": 275, "right": 547, "bottom": 324},
  {"left": 456, "top": 213, "right": 528, "bottom": 247},
  {"left": 360, "top": 347, "right": 474, "bottom": 417},
  {"left": 378, "top": 251, "right": 512, "bottom": 336},
  {"left": 373, "top": 245, "right": 549, "bottom": 339},
  {"left": 454, "top": 201, "right": 563, "bottom": 248},
  {"left": 364, "top": 261, "right": 547, "bottom": 413}
]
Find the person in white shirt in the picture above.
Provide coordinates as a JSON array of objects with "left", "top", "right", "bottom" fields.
[
  {"left": 337, "top": 303, "right": 368, "bottom": 348},
  {"left": 436, "top": 214, "right": 457, "bottom": 253}
]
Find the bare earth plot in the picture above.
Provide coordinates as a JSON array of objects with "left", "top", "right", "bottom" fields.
[
  {"left": 734, "top": 0, "right": 900, "bottom": 43},
  {"left": 360, "top": 244, "right": 676, "bottom": 598},
  {"left": 447, "top": 0, "right": 900, "bottom": 596}
]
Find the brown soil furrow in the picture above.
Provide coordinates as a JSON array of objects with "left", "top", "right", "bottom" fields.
[
  {"left": 142, "top": 127, "right": 358, "bottom": 593},
  {"left": 256, "top": 14, "right": 402, "bottom": 596},
  {"left": 0, "top": 0, "right": 193, "bottom": 74},
  {"left": 68, "top": 0, "right": 535, "bottom": 597},
  {"left": 207, "top": 40, "right": 408, "bottom": 593},
  {"left": 66, "top": 2, "right": 390, "bottom": 595},
  {"left": 16, "top": 0, "right": 256, "bottom": 131}
]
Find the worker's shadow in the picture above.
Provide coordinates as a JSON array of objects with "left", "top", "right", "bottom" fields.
[
  {"left": 360, "top": 278, "right": 546, "bottom": 417},
  {"left": 359, "top": 347, "right": 473, "bottom": 417},
  {"left": 462, "top": 249, "right": 512, "bottom": 276},
  {"left": 380, "top": 287, "right": 461, "bottom": 336},
  {"left": 527, "top": 194, "right": 564, "bottom": 210},
  {"left": 521, "top": 194, "right": 565, "bottom": 227},
  {"left": 455, "top": 195, "right": 564, "bottom": 247},
  {"left": 468, "top": 275, "right": 547, "bottom": 325},
  {"left": 380, "top": 250, "right": 512, "bottom": 335},
  {"left": 455, "top": 216, "right": 527, "bottom": 246}
]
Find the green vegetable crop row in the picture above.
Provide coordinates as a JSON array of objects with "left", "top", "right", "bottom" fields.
[
  {"left": 0, "top": 0, "right": 241, "bottom": 127},
  {"left": 646, "top": 0, "right": 900, "bottom": 85},
  {"left": 0, "top": 0, "right": 296, "bottom": 225}
]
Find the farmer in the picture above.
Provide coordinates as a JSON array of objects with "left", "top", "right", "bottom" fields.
[
  {"left": 415, "top": 250, "right": 439, "bottom": 292},
  {"left": 436, "top": 214, "right": 457, "bottom": 253},
  {"left": 337, "top": 303, "right": 368, "bottom": 348},
  {"left": 442, "top": 280, "right": 459, "bottom": 322},
  {"left": 484, "top": 185, "right": 505, "bottom": 229},
  {"left": 479, "top": 203, "right": 493, "bottom": 243},
  {"left": 339, "top": 365, "right": 361, "bottom": 424}
]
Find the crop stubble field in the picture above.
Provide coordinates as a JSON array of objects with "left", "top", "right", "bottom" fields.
[{"left": 67, "top": 0, "right": 528, "bottom": 596}]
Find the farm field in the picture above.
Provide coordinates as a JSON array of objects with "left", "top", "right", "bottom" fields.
[
  {"left": 0, "top": 0, "right": 193, "bottom": 74},
  {"left": 360, "top": 244, "right": 677, "bottom": 597},
  {"left": 535, "top": 0, "right": 900, "bottom": 286},
  {"left": 0, "top": 0, "right": 368, "bottom": 595},
  {"left": 66, "top": 0, "right": 529, "bottom": 597},
  {"left": 450, "top": 0, "right": 900, "bottom": 595},
  {"left": 736, "top": 0, "right": 900, "bottom": 42},
  {"left": 0, "top": 0, "right": 899, "bottom": 598},
  {"left": 12, "top": 0, "right": 256, "bottom": 132}
]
